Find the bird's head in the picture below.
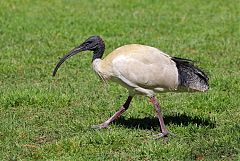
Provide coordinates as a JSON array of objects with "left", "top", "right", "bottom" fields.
[
  {"left": 79, "top": 35, "right": 105, "bottom": 51},
  {"left": 52, "top": 35, "right": 105, "bottom": 76}
]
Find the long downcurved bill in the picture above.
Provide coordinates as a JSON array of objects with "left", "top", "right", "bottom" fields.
[{"left": 52, "top": 46, "right": 83, "bottom": 76}]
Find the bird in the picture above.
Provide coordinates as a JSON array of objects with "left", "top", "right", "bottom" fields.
[{"left": 53, "top": 35, "right": 209, "bottom": 138}]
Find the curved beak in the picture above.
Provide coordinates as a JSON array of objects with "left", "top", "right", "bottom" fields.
[{"left": 52, "top": 46, "right": 84, "bottom": 76}]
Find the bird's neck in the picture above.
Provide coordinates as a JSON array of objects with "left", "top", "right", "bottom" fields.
[{"left": 92, "top": 46, "right": 105, "bottom": 62}]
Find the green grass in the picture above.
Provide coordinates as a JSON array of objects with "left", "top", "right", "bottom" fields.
[{"left": 0, "top": 0, "right": 240, "bottom": 160}]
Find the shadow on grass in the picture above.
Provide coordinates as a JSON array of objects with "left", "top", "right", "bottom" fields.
[{"left": 115, "top": 113, "right": 216, "bottom": 130}]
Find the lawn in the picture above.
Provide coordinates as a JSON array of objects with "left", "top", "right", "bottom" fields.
[{"left": 0, "top": 0, "right": 239, "bottom": 160}]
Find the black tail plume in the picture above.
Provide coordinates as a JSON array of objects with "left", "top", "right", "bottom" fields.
[{"left": 171, "top": 57, "right": 209, "bottom": 92}]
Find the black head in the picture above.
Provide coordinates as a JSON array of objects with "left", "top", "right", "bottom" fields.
[
  {"left": 81, "top": 35, "right": 105, "bottom": 52},
  {"left": 52, "top": 35, "right": 105, "bottom": 76}
]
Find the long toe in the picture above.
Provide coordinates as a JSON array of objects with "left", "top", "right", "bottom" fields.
[
  {"left": 91, "top": 123, "right": 109, "bottom": 129},
  {"left": 152, "top": 133, "right": 168, "bottom": 139},
  {"left": 152, "top": 131, "right": 176, "bottom": 139}
]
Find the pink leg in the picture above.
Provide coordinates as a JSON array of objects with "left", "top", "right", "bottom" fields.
[
  {"left": 150, "top": 96, "right": 169, "bottom": 137},
  {"left": 92, "top": 96, "right": 133, "bottom": 129}
]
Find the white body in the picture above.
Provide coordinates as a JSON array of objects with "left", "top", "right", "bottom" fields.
[{"left": 93, "top": 44, "right": 179, "bottom": 97}]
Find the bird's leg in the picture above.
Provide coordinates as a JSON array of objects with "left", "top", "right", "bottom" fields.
[
  {"left": 92, "top": 96, "right": 133, "bottom": 129},
  {"left": 150, "top": 96, "right": 169, "bottom": 138}
]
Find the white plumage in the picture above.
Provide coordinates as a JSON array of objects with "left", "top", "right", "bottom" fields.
[{"left": 93, "top": 44, "right": 179, "bottom": 97}]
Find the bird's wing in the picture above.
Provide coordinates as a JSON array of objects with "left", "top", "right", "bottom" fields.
[{"left": 110, "top": 45, "right": 179, "bottom": 90}]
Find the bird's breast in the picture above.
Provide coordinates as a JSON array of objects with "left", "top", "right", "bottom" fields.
[{"left": 92, "top": 59, "right": 113, "bottom": 82}]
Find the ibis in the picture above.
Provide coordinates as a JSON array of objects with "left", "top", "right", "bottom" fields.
[{"left": 53, "top": 36, "right": 209, "bottom": 138}]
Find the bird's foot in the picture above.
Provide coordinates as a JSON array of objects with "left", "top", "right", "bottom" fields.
[
  {"left": 91, "top": 123, "right": 109, "bottom": 129},
  {"left": 151, "top": 131, "right": 176, "bottom": 140},
  {"left": 152, "top": 132, "right": 168, "bottom": 139}
]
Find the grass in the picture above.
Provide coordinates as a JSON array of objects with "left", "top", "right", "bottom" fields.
[{"left": 0, "top": 0, "right": 239, "bottom": 160}]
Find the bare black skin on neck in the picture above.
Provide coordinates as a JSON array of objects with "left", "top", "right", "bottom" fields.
[
  {"left": 91, "top": 36, "right": 105, "bottom": 61},
  {"left": 52, "top": 35, "right": 105, "bottom": 76}
]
